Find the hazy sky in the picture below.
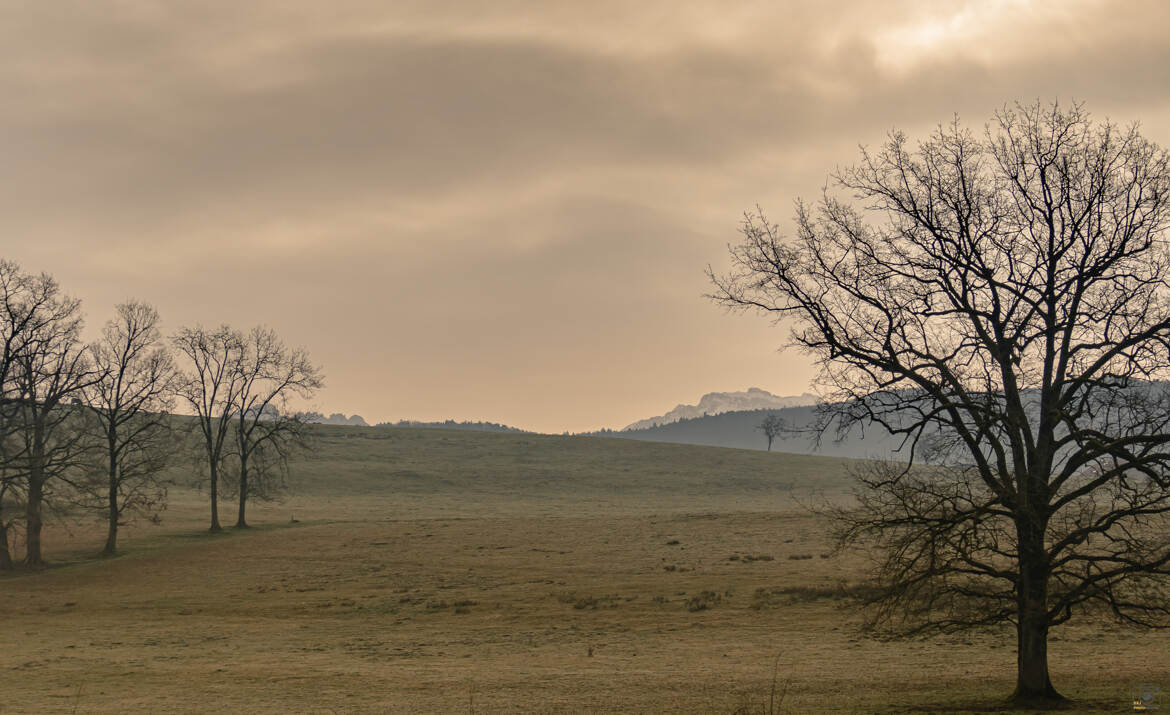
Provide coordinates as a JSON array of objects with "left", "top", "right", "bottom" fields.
[{"left": 3, "top": 1, "right": 1170, "bottom": 432}]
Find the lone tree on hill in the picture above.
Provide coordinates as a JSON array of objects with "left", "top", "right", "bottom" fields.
[
  {"left": 757, "top": 413, "right": 784, "bottom": 451},
  {"left": 710, "top": 101, "right": 1170, "bottom": 705}
]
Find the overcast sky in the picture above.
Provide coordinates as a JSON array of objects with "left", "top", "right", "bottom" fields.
[{"left": 3, "top": 1, "right": 1169, "bottom": 432}]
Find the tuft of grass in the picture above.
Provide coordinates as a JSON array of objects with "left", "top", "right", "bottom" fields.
[
  {"left": 750, "top": 582, "right": 881, "bottom": 609},
  {"left": 685, "top": 591, "right": 722, "bottom": 612},
  {"left": 555, "top": 592, "right": 622, "bottom": 610}
]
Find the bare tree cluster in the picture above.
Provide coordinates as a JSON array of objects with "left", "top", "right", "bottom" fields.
[
  {"left": 0, "top": 260, "right": 323, "bottom": 567},
  {"left": 173, "top": 325, "right": 322, "bottom": 532},
  {"left": 711, "top": 101, "right": 1170, "bottom": 705}
]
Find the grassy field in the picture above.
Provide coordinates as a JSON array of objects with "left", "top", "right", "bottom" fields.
[{"left": 0, "top": 426, "right": 1165, "bottom": 713}]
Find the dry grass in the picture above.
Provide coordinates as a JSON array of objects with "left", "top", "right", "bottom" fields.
[{"left": 0, "top": 427, "right": 1164, "bottom": 713}]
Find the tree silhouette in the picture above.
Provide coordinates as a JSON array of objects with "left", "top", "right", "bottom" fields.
[
  {"left": 710, "top": 101, "right": 1170, "bottom": 705},
  {"left": 1, "top": 263, "right": 100, "bottom": 565},
  {"left": 757, "top": 414, "right": 784, "bottom": 451},
  {"left": 172, "top": 325, "right": 245, "bottom": 532},
  {"left": 229, "top": 326, "right": 322, "bottom": 528},
  {"left": 85, "top": 301, "right": 176, "bottom": 554}
]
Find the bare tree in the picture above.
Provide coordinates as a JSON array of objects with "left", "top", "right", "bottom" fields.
[
  {"left": 85, "top": 301, "right": 177, "bottom": 555},
  {"left": 5, "top": 274, "right": 100, "bottom": 566},
  {"left": 172, "top": 325, "right": 245, "bottom": 532},
  {"left": 229, "top": 326, "right": 322, "bottom": 528},
  {"left": 0, "top": 261, "right": 67, "bottom": 568},
  {"left": 710, "top": 101, "right": 1170, "bottom": 705},
  {"left": 757, "top": 414, "right": 784, "bottom": 451}
]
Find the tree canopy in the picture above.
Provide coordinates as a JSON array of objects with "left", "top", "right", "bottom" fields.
[{"left": 710, "top": 101, "right": 1170, "bottom": 704}]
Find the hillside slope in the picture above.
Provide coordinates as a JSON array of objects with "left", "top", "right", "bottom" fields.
[{"left": 279, "top": 424, "right": 860, "bottom": 516}]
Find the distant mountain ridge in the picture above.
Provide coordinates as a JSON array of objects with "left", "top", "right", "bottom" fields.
[
  {"left": 623, "top": 388, "right": 819, "bottom": 431},
  {"left": 606, "top": 379, "right": 1170, "bottom": 462}
]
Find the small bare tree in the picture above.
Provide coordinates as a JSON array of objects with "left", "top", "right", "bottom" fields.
[
  {"left": 710, "top": 101, "right": 1170, "bottom": 705},
  {"left": 757, "top": 414, "right": 784, "bottom": 451},
  {"left": 85, "top": 301, "right": 177, "bottom": 554},
  {"left": 172, "top": 325, "right": 245, "bottom": 532},
  {"left": 229, "top": 326, "right": 322, "bottom": 528}
]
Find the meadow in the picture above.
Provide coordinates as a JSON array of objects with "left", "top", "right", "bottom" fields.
[{"left": 0, "top": 426, "right": 1164, "bottom": 713}]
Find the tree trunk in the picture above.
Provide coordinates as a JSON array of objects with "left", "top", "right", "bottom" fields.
[
  {"left": 0, "top": 482, "right": 12, "bottom": 570},
  {"left": 1013, "top": 607, "right": 1061, "bottom": 703},
  {"left": 0, "top": 521, "right": 13, "bottom": 570},
  {"left": 208, "top": 460, "right": 221, "bottom": 532},
  {"left": 1011, "top": 522, "right": 1064, "bottom": 704},
  {"left": 235, "top": 455, "right": 249, "bottom": 529},
  {"left": 103, "top": 458, "right": 119, "bottom": 555},
  {"left": 767, "top": 436, "right": 774, "bottom": 451},
  {"left": 24, "top": 469, "right": 44, "bottom": 567}
]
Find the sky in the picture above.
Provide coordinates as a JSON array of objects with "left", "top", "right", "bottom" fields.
[{"left": 3, "top": 0, "right": 1170, "bottom": 433}]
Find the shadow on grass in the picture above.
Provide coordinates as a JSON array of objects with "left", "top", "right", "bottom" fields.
[
  {"left": 167, "top": 519, "right": 312, "bottom": 541},
  {"left": 890, "top": 696, "right": 1123, "bottom": 714},
  {"left": 0, "top": 518, "right": 318, "bottom": 579}
]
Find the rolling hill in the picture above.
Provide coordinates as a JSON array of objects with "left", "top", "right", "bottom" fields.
[{"left": 278, "top": 423, "right": 861, "bottom": 517}]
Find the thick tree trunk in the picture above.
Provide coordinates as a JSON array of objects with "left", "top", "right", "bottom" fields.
[
  {"left": 235, "top": 456, "right": 249, "bottom": 529},
  {"left": 1011, "top": 522, "right": 1064, "bottom": 704},
  {"left": 1013, "top": 607, "right": 1061, "bottom": 703},
  {"left": 208, "top": 460, "right": 221, "bottom": 532},
  {"left": 103, "top": 459, "right": 119, "bottom": 555}
]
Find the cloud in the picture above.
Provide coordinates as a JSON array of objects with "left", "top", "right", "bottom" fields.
[{"left": 1, "top": 0, "right": 1169, "bottom": 431}]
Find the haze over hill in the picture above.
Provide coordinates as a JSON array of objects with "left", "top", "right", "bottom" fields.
[
  {"left": 611, "top": 381, "right": 1170, "bottom": 462},
  {"left": 607, "top": 404, "right": 910, "bottom": 462},
  {"left": 622, "top": 388, "right": 819, "bottom": 431}
]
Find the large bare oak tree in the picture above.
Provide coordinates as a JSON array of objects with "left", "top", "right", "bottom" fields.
[{"left": 710, "top": 102, "right": 1170, "bottom": 705}]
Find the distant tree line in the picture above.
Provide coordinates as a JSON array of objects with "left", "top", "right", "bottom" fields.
[
  {"left": 379, "top": 419, "right": 529, "bottom": 434},
  {"left": 293, "top": 411, "right": 368, "bottom": 427},
  {"left": 0, "top": 260, "right": 322, "bottom": 568}
]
